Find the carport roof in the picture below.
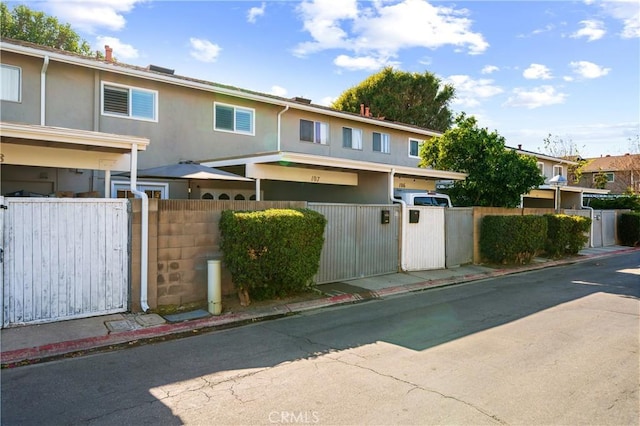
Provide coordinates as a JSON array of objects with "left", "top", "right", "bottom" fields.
[
  {"left": 0, "top": 121, "right": 149, "bottom": 153},
  {"left": 202, "top": 152, "right": 468, "bottom": 181}
]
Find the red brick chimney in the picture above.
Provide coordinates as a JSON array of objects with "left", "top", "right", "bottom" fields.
[
  {"left": 360, "top": 104, "right": 365, "bottom": 116},
  {"left": 365, "top": 106, "right": 370, "bottom": 117},
  {"left": 105, "top": 45, "right": 113, "bottom": 62}
]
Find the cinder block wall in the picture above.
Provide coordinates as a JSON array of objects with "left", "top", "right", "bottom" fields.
[{"left": 131, "top": 199, "right": 306, "bottom": 312}]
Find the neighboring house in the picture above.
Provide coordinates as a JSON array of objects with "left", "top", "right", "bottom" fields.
[
  {"left": 0, "top": 38, "right": 466, "bottom": 203},
  {"left": 508, "top": 145, "right": 609, "bottom": 209},
  {"left": 575, "top": 154, "right": 640, "bottom": 195}
]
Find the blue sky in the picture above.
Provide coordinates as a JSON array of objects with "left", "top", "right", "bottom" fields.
[{"left": 14, "top": 0, "right": 640, "bottom": 158}]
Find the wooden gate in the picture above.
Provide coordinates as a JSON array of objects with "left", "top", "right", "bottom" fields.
[{"left": 1, "top": 197, "right": 129, "bottom": 327}]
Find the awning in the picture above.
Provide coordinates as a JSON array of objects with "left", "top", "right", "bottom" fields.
[
  {"left": 0, "top": 121, "right": 149, "bottom": 171},
  {"left": 202, "top": 151, "right": 467, "bottom": 185}
]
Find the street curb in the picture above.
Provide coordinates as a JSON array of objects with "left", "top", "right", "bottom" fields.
[{"left": 2, "top": 247, "right": 637, "bottom": 368}]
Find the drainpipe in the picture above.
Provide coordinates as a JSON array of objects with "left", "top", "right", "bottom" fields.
[
  {"left": 40, "top": 55, "right": 49, "bottom": 125},
  {"left": 130, "top": 144, "right": 149, "bottom": 312},
  {"left": 389, "top": 169, "right": 406, "bottom": 271},
  {"left": 580, "top": 193, "right": 594, "bottom": 248},
  {"left": 276, "top": 105, "right": 289, "bottom": 152}
]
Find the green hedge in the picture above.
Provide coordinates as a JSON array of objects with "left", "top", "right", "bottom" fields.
[
  {"left": 219, "top": 208, "right": 327, "bottom": 300},
  {"left": 588, "top": 195, "right": 640, "bottom": 211},
  {"left": 619, "top": 212, "right": 640, "bottom": 246},
  {"left": 544, "top": 214, "right": 591, "bottom": 257},
  {"left": 480, "top": 215, "right": 547, "bottom": 264}
]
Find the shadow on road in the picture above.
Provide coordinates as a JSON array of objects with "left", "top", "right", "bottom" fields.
[{"left": 2, "top": 253, "right": 638, "bottom": 425}]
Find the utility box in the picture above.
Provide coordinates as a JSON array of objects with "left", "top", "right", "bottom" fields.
[
  {"left": 409, "top": 209, "right": 420, "bottom": 223},
  {"left": 381, "top": 209, "right": 390, "bottom": 224}
]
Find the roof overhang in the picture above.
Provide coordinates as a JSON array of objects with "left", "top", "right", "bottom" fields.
[
  {"left": 532, "top": 185, "right": 610, "bottom": 195},
  {"left": 1, "top": 41, "right": 440, "bottom": 138},
  {"left": 0, "top": 121, "right": 149, "bottom": 171},
  {"left": 202, "top": 152, "right": 467, "bottom": 182}
]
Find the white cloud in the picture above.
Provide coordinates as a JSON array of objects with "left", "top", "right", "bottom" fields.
[
  {"left": 44, "top": 0, "right": 144, "bottom": 34},
  {"left": 319, "top": 96, "right": 335, "bottom": 107},
  {"left": 444, "top": 75, "right": 503, "bottom": 108},
  {"left": 247, "top": 2, "right": 266, "bottom": 24},
  {"left": 523, "top": 63, "right": 553, "bottom": 80},
  {"left": 189, "top": 38, "right": 222, "bottom": 63},
  {"left": 481, "top": 65, "right": 499, "bottom": 74},
  {"left": 504, "top": 85, "right": 567, "bottom": 109},
  {"left": 571, "top": 20, "right": 606, "bottom": 41},
  {"left": 569, "top": 61, "right": 611, "bottom": 79},
  {"left": 270, "top": 85, "right": 288, "bottom": 97},
  {"left": 598, "top": 0, "right": 640, "bottom": 38},
  {"left": 94, "top": 36, "right": 138, "bottom": 59},
  {"left": 333, "top": 54, "right": 398, "bottom": 71},
  {"left": 294, "top": 0, "right": 488, "bottom": 70}
]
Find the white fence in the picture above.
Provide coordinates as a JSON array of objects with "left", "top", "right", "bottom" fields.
[{"left": 1, "top": 197, "right": 129, "bottom": 327}]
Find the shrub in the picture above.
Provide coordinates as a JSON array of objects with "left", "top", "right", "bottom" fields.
[
  {"left": 588, "top": 195, "right": 640, "bottom": 211},
  {"left": 619, "top": 212, "right": 640, "bottom": 246},
  {"left": 480, "top": 215, "right": 547, "bottom": 264},
  {"left": 219, "top": 208, "right": 327, "bottom": 301},
  {"left": 544, "top": 214, "right": 591, "bottom": 257}
]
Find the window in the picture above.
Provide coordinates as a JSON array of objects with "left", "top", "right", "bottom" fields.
[
  {"left": 537, "top": 162, "right": 545, "bottom": 176},
  {"left": 553, "top": 165, "right": 563, "bottom": 176},
  {"left": 593, "top": 172, "right": 614, "bottom": 183},
  {"left": 373, "top": 132, "right": 390, "bottom": 153},
  {"left": 342, "top": 127, "right": 362, "bottom": 150},
  {"left": 300, "top": 119, "right": 329, "bottom": 144},
  {"left": 409, "top": 138, "right": 423, "bottom": 158},
  {"left": 1, "top": 64, "right": 21, "bottom": 102},
  {"left": 112, "top": 181, "right": 168, "bottom": 199},
  {"left": 214, "top": 102, "right": 255, "bottom": 135},
  {"left": 102, "top": 82, "right": 157, "bottom": 121}
]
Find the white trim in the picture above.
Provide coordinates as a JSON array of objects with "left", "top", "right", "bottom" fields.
[
  {"left": 213, "top": 101, "right": 255, "bottom": 136},
  {"left": 203, "top": 152, "right": 467, "bottom": 181},
  {"left": 101, "top": 81, "right": 159, "bottom": 122},
  {"left": 0, "top": 121, "right": 149, "bottom": 151},
  {"left": 0, "top": 64, "right": 21, "bottom": 102},
  {"left": 1, "top": 41, "right": 442, "bottom": 137},
  {"left": 408, "top": 138, "right": 422, "bottom": 159},
  {"left": 111, "top": 180, "right": 169, "bottom": 199}
]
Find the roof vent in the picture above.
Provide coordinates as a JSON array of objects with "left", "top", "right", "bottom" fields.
[
  {"left": 291, "top": 96, "right": 312, "bottom": 104},
  {"left": 147, "top": 64, "right": 175, "bottom": 75}
]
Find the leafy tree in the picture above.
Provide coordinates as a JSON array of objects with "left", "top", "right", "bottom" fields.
[
  {"left": 593, "top": 170, "right": 609, "bottom": 189},
  {"left": 0, "top": 2, "right": 92, "bottom": 55},
  {"left": 540, "top": 133, "right": 587, "bottom": 184},
  {"left": 331, "top": 66, "right": 456, "bottom": 132},
  {"left": 420, "top": 114, "right": 544, "bottom": 207}
]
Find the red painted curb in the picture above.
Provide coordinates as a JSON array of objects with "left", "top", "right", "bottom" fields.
[{"left": 3, "top": 247, "right": 637, "bottom": 366}]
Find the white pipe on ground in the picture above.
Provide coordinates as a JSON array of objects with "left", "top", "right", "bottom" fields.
[{"left": 207, "top": 259, "right": 222, "bottom": 315}]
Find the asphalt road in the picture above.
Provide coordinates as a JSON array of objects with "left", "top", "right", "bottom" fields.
[{"left": 2, "top": 252, "right": 638, "bottom": 425}]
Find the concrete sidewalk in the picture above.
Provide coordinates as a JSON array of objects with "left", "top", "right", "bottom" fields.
[{"left": 1, "top": 245, "right": 636, "bottom": 368}]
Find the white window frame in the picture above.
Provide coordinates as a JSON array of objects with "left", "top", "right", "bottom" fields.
[
  {"left": 409, "top": 138, "right": 423, "bottom": 158},
  {"left": 300, "top": 119, "right": 329, "bottom": 145},
  {"left": 553, "top": 165, "right": 564, "bottom": 176},
  {"left": 213, "top": 102, "right": 255, "bottom": 135},
  {"left": 101, "top": 81, "right": 158, "bottom": 122},
  {"left": 373, "top": 132, "right": 390, "bottom": 154},
  {"left": 342, "top": 126, "right": 362, "bottom": 150},
  {"left": 111, "top": 181, "right": 169, "bottom": 199},
  {"left": 537, "top": 162, "right": 545, "bottom": 176},
  {"left": 1, "top": 64, "right": 21, "bottom": 102}
]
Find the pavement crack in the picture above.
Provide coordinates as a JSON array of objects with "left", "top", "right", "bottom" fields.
[{"left": 330, "top": 356, "right": 509, "bottom": 425}]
